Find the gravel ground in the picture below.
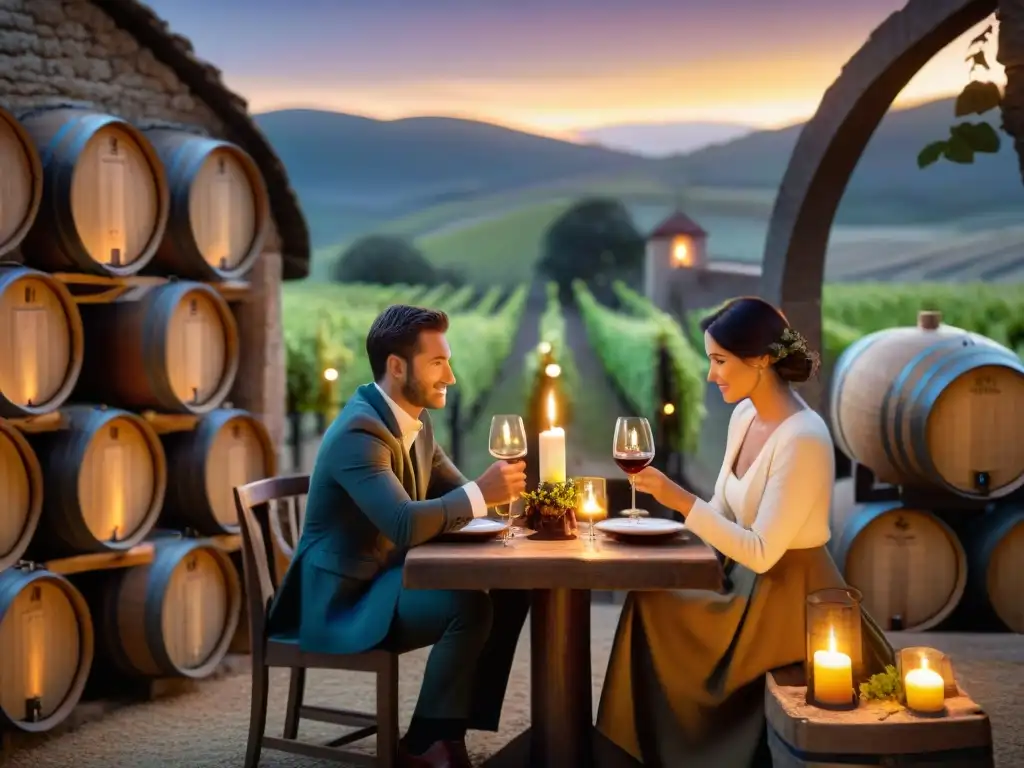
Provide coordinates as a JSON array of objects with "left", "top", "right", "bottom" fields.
[{"left": 3, "top": 605, "right": 1021, "bottom": 768}]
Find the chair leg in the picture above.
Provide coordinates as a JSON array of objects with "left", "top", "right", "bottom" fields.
[
  {"left": 244, "top": 662, "right": 270, "bottom": 768},
  {"left": 376, "top": 654, "right": 400, "bottom": 768},
  {"left": 282, "top": 667, "right": 306, "bottom": 740}
]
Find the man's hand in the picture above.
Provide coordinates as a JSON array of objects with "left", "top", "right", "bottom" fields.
[{"left": 475, "top": 460, "right": 527, "bottom": 507}]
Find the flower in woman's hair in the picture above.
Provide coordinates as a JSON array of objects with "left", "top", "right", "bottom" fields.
[{"left": 768, "top": 328, "right": 809, "bottom": 360}]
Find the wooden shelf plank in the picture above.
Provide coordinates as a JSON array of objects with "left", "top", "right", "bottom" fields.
[
  {"left": 6, "top": 411, "right": 65, "bottom": 433},
  {"left": 141, "top": 410, "right": 200, "bottom": 434},
  {"left": 44, "top": 542, "right": 155, "bottom": 576},
  {"left": 210, "top": 534, "right": 242, "bottom": 553}
]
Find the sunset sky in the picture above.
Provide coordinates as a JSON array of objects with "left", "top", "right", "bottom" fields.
[{"left": 145, "top": 0, "right": 1004, "bottom": 138}]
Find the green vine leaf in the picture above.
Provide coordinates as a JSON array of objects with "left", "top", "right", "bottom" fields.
[
  {"left": 969, "top": 25, "right": 993, "bottom": 47},
  {"left": 955, "top": 80, "right": 1002, "bottom": 116},
  {"left": 943, "top": 133, "right": 975, "bottom": 164},
  {"left": 917, "top": 141, "right": 946, "bottom": 168},
  {"left": 951, "top": 121, "right": 1001, "bottom": 153}
]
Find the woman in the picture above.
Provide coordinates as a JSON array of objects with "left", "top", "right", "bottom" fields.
[{"left": 596, "top": 297, "right": 894, "bottom": 767}]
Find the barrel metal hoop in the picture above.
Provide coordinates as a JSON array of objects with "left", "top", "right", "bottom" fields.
[
  {"left": 881, "top": 338, "right": 970, "bottom": 477},
  {"left": 829, "top": 331, "right": 883, "bottom": 459},
  {"left": 908, "top": 350, "right": 1024, "bottom": 498}
]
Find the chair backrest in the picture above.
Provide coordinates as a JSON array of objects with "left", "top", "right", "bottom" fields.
[{"left": 233, "top": 474, "right": 310, "bottom": 647}]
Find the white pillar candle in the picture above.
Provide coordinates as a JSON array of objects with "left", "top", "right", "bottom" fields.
[
  {"left": 812, "top": 627, "right": 853, "bottom": 706},
  {"left": 905, "top": 658, "right": 945, "bottom": 713},
  {"left": 538, "top": 391, "right": 566, "bottom": 483}
]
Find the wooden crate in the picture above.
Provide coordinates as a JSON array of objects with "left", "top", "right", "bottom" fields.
[{"left": 766, "top": 665, "right": 994, "bottom": 767}]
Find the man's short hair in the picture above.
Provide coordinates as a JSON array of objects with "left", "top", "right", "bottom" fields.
[{"left": 366, "top": 304, "right": 449, "bottom": 381}]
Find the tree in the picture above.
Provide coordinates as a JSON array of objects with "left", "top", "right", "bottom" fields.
[
  {"left": 539, "top": 198, "right": 645, "bottom": 300},
  {"left": 331, "top": 235, "right": 438, "bottom": 285}
]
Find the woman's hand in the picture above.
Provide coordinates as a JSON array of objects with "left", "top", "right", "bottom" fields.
[{"left": 632, "top": 466, "right": 673, "bottom": 506}]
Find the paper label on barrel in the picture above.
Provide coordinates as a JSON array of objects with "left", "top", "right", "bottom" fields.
[
  {"left": 225, "top": 442, "right": 248, "bottom": 523},
  {"left": 103, "top": 444, "right": 126, "bottom": 542},
  {"left": 100, "top": 139, "right": 127, "bottom": 266},
  {"left": 185, "top": 317, "right": 204, "bottom": 404},
  {"left": 211, "top": 164, "right": 233, "bottom": 268},
  {"left": 22, "top": 602, "right": 44, "bottom": 700},
  {"left": 185, "top": 566, "right": 204, "bottom": 668},
  {"left": 13, "top": 306, "right": 43, "bottom": 407}
]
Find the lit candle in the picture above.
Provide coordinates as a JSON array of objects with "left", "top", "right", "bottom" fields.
[
  {"left": 627, "top": 427, "right": 638, "bottom": 451},
  {"left": 538, "top": 391, "right": 566, "bottom": 483},
  {"left": 579, "top": 482, "right": 604, "bottom": 519},
  {"left": 905, "top": 657, "right": 945, "bottom": 713},
  {"left": 812, "top": 626, "right": 853, "bottom": 706}
]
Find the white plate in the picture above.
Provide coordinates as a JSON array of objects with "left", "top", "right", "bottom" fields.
[
  {"left": 595, "top": 518, "right": 686, "bottom": 536},
  {"left": 451, "top": 518, "right": 509, "bottom": 534}
]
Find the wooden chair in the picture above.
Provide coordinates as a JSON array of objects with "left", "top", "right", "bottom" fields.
[{"left": 234, "top": 474, "right": 400, "bottom": 767}]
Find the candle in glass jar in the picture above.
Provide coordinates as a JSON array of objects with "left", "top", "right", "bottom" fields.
[
  {"left": 538, "top": 391, "right": 566, "bottom": 483},
  {"left": 579, "top": 482, "right": 603, "bottom": 518},
  {"left": 812, "top": 627, "right": 853, "bottom": 706},
  {"left": 905, "top": 657, "right": 945, "bottom": 713}
]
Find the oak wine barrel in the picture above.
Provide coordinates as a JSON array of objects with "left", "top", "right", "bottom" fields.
[
  {"left": 830, "top": 310, "right": 1024, "bottom": 500},
  {"left": 0, "top": 105, "right": 43, "bottom": 258},
  {"left": 829, "top": 478, "right": 966, "bottom": 631},
  {"left": 960, "top": 504, "right": 1024, "bottom": 633},
  {"left": 143, "top": 129, "right": 270, "bottom": 281},
  {"left": 0, "top": 265, "right": 85, "bottom": 418},
  {"left": 17, "top": 107, "right": 169, "bottom": 276},
  {"left": 26, "top": 405, "right": 166, "bottom": 558},
  {"left": 74, "top": 281, "right": 240, "bottom": 414},
  {"left": 162, "top": 409, "right": 277, "bottom": 535},
  {"left": 0, "top": 566, "right": 94, "bottom": 732},
  {"left": 97, "top": 538, "right": 241, "bottom": 678},
  {"left": 0, "top": 420, "right": 44, "bottom": 571}
]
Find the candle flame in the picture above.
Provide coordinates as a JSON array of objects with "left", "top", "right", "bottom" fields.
[
  {"left": 546, "top": 390, "right": 557, "bottom": 430},
  {"left": 921, "top": 657, "right": 930, "bottom": 671},
  {"left": 828, "top": 626, "right": 837, "bottom": 654},
  {"left": 502, "top": 421, "right": 511, "bottom": 446},
  {"left": 628, "top": 427, "right": 638, "bottom": 450}
]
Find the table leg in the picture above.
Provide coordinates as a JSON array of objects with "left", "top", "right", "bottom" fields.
[
  {"left": 530, "top": 587, "right": 593, "bottom": 765},
  {"left": 481, "top": 588, "right": 640, "bottom": 768}
]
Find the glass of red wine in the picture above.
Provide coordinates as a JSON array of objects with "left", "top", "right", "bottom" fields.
[{"left": 613, "top": 416, "right": 655, "bottom": 522}]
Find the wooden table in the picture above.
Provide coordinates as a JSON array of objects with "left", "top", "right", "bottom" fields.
[{"left": 403, "top": 532, "right": 723, "bottom": 767}]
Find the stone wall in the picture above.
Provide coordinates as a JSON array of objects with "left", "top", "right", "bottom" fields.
[{"left": 0, "top": 0, "right": 286, "bottom": 450}]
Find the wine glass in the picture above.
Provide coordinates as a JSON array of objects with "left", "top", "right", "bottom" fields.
[
  {"left": 613, "top": 417, "right": 655, "bottom": 523},
  {"left": 489, "top": 415, "right": 527, "bottom": 542}
]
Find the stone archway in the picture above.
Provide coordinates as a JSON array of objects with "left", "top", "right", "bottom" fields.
[{"left": 759, "top": 0, "right": 997, "bottom": 411}]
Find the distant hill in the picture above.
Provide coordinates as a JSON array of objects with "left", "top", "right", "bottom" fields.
[
  {"left": 254, "top": 109, "right": 651, "bottom": 206},
  {"left": 669, "top": 97, "right": 1024, "bottom": 223},
  {"left": 578, "top": 121, "right": 755, "bottom": 157},
  {"left": 257, "top": 99, "right": 1024, "bottom": 249}
]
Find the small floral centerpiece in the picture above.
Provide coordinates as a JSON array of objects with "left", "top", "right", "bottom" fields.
[{"left": 522, "top": 480, "right": 579, "bottom": 540}]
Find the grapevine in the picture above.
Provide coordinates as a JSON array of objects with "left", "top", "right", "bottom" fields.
[
  {"left": 613, "top": 281, "right": 708, "bottom": 453},
  {"left": 524, "top": 282, "right": 579, "bottom": 417}
]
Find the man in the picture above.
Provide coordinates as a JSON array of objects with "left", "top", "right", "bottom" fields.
[{"left": 268, "top": 304, "right": 530, "bottom": 768}]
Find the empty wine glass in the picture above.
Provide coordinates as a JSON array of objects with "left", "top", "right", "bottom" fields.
[
  {"left": 489, "top": 415, "right": 527, "bottom": 543},
  {"left": 613, "top": 417, "right": 655, "bottom": 522}
]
